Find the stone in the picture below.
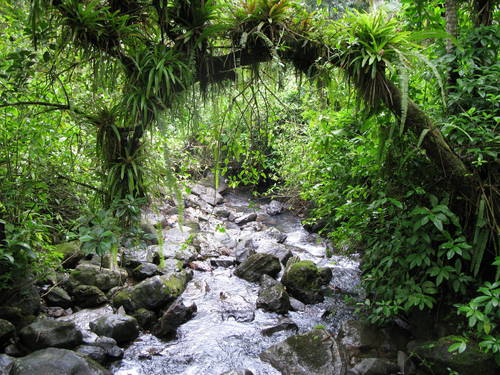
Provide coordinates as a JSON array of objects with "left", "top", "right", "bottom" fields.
[
  {"left": 234, "top": 237, "right": 256, "bottom": 263},
  {"left": 76, "top": 345, "right": 107, "bottom": 364},
  {"left": 0, "top": 354, "right": 14, "bottom": 375},
  {"left": 93, "top": 336, "right": 123, "bottom": 360},
  {"left": 234, "top": 253, "right": 281, "bottom": 283},
  {"left": 234, "top": 213, "right": 257, "bottom": 225},
  {"left": 0, "top": 283, "right": 41, "bottom": 316},
  {"left": 132, "top": 308, "right": 157, "bottom": 330},
  {"left": 260, "top": 328, "right": 345, "bottom": 375},
  {"left": 256, "top": 275, "right": 290, "bottom": 314},
  {"left": 44, "top": 286, "right": 72, "bottom": 308},
  {"left": 319, "top": 267, "right": 333, "bottom": 284},
  {"left": 112, "top": 273, "right": 188, "bottom": 313},
  {"left": 132, "top": 262, "right": 160, "bottom": 281},
  {"left": 347, "top": 358, "right": 400, "bottom": 375},
  {"left": 19, "top": 318, "right": 82, "bottom": 350},
  {"left": 407, "top": 337, "right": 497, "bottom": 375},
  {"left": 9, "top": 348, "right": 110, "bottom": 375},
  {"left": 257, "top": 242, "right": 293, "bottom": 265},
  {"left": 210, "top": 256, "right": 236, "bottom": 268},
  {"left": 90, "top": 314, "right": 139, "bottom": 344},
  {"left": 0, "top": 319, "right": 15, "bottom": 346},
  {"left": 154, "top": 299, "right": 197, "bottom": 339},
  {"left": 261, "top": 318, "right": 298, "bottom": 336},
  {"left": 4, "top": 345, "right": 23, "bottom": 357},
  {"left": 54, "top": 241, "right": 85, "bottom": 269},
  {"left": 0, "top": 307, "right": 34, "bottom": 329},
  {"left": 220, "top": 369, "right": 254, "bottom": 375},
  {"left": 121, "top": 245, "right": 156, "bottom": 269},
  {"left": 281, "top": 260, "right": 326, "bottom": 304},
  {"left": 289, "top": 297, "right": 306, "bottom": 312},
  {"left": 190, "top": 183, "right": 224, "bottom": 206},
  {"left": 219, "top": 293, "right": 255, "bottom": 323},
  {"left": 69, "top": 264, "right": 127, "bottom": 292},
  {"left": 266, "top": 200, "right": 284, "bottom": 216},
  {"left": 72, "top": 285, "right": 108, "bottom": 307}
]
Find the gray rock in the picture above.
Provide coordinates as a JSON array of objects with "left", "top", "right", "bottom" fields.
[
  {"left": 260, "top": 328, "right": 345, "bottom": 375},
  {"left": 54, "top": 241, "right": 85, "bottom": 269},
  {"left": 72, "top": 285, "right": 108, "bottom": 307},
  {"left": 132, "top": 262, "right": 160, "bottom": 281},
  {"left": 219, "top": 293, "right": 255, "bottom": 323},
  {"left": 281, "top": 260, "right": 327, "bottom": 304},
  {"left": 132, "top": 308, "right": 157, "bottom": 330},
  {"left": 257, "top": 242, "right": 293, "bottom": 265},
  {"left": 261, "top": 318, "right": 298, "bottom": 336},
  {"left": 112, "top": 273, "right": 189, "bottom": 313},
  {"left": 266, "top": 200, "right": 284, "bottom": 216},
  {"left": 0, "top": 354, "right": 14, "bottom": 375},
  {"left": 0, "top": 307, "right": 34, "bottom": 329},
  {"left": 154, "top": 299, "right": 197, "bottom": 339},
  {"left": 90, "top": 314, "right": 139, "bottom": 344},
  {"left": 234, "top": 253, "right": 281, "bottom": 283},
  {"left": 19, "top": 318, "right": 82, "bottom": 350},
  {"left": 4, "top": 345, "right": 23, "bottom": 357},
  {"left": 0, "top": 319, "right": 15, "bottom": 346},
  {"left": 256, "top": 275, "right": 290, "bottom": 314},
  {"left": 289, "top": 297, "right": 306, "bottom": 312},
  {"left": 69, "top": 264, "right": 127, "bottom": 292},
  {"left": 9, "top": 348, "right": 110, "bottom": 375},
  {"left": 234, "top": 237, "right": 257, "bottom": 263},
  {"left": 347, "top": 358, "right": 400, "bottom": 375},
  {"left": 122, "top": 245, "right": 156, "bottom": 268},
  {"left": 93, "top": 336, "right": 123, "bottom": 360},
  {"left": 210, "top": 256, "right": 236, "bottom": 268},
  {"left": 45, "top": 286, "right": 72, "bottom": 309},
  {"left": 76, "top": 345, "right": 107, "bottom": 364},
  {"left": 234, "top": 213, "right": 257, "bottom": 225},
  {"left": 220, "top": 369, "right": 254, "bottom": 375},
  {"left": 214, "top": 208, "right": 230, "bottom": 218}
]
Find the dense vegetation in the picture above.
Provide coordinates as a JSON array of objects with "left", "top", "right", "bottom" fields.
[{"left": 0, "top": 0, "right": 498, "bottom": 362}]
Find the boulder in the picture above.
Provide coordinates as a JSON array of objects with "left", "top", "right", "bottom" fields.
[
  {"left": 407, "top": 337, "right": 497, "bottom": 375},
  {"left": 69, "top": 264, "right": 127, "bottom": 292},
  {"left": 54, "top": 241, "right": 85, "bottom": 269},
  {"left": 89, "top": 314, "right": 139, "bottom": 344},
  {"left": 260, "top": 328, "right": 345, "bottom": 375},
  {"left": 44, "top": 287, "right": 72, "bottom": 309},
  {"left": 72, "top": 285, "right": 108, "bottom": 307},
  {"left": 112, "top": 273, "right": 189, "bottom": 313},
  {"left": 132, "top": 308, "right": 157, "bottom": 330},
  {"left": 234, "top": 237, "right": 256, "bottom": 263},
  {"left": 234, "top": 213, "right": 257, "bottom": 225},
  {"left": 0, "top": 307, "right": 35, "bottom": 329},
  {"left": 234, "top": 253, "right": 281, "bottom": 283},
  {"left": 19, "top": 319, "right": 82, "bottom": 350},
  {"left": 220, "top": 369, "right": 254, "bottom": 375},
  {"left": 0, "top": 354, "right": 14, "bottom": 375},
  {"left": 261, "top": 318, "right": 298, "bottom": 336},
  {"left": 347, "top": 358, "right": 399, "bottom": 375},
  {"left": 256, "top": 275, "right": 290, "bottom": 314},
  {"left": 93, "top": 336, "right": 124, "bottom": 360},
  {"left": 76, "top": 345, "right": 107, "bottom": 365},
  {"left": 132, "top": 262, "right": 160, "bottom": 281},
  {"left": 266, "top": 200, "right": 284, "bottom": 216},
  {"left": 210, "top": 256, "right": 236, "bottom": 268},
  {"left": 257, "top": 242, "right": 293, "bottom": 265},
  {"left": 121, "top": 245, "right": 156, "bottom": 269},
  {"left": 281, "top": 260, "right": 326, "bottom": 304},
  {"left": 154, "top": 299, "right": 197, "bottom": 339},
  {"left": 9, "top": 348, "right": 110, "bottom": 375},
  {"left": 190, "top": 183, "right": 224, "bottom": 206},
  {"left": 0, "top": 319, "right": 15, "bottom": 346}
]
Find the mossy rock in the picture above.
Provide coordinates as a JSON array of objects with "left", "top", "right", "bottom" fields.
[
  {"left": 0, "top": 318, "right": 15, "bottom": 345},
  {"left": 233, "top": 253, "right": 281, "bottom": 283},
  {"left": 69, "top": 264, "right": 127, "bottom": 292},
  {"left": 54, "top": 241, "right": 84, "bottom": 269},
  {"left": 281, "top": 260, "right": 325, "bottom": 304},
  {"left": 408, "top": 336, "right": 497, "bottom": 375}
]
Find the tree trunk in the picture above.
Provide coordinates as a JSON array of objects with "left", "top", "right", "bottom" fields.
[
  {"left": 474, "top": 0, "right": 494, "bottom": 27},
  {"left": 445, "top": 0, "right": 459, "bottom": 91}
]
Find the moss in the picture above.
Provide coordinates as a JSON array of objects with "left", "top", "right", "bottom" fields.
[
  {"left": 286, "top": 329, "right": 331, "bottom": 369},
  {"left": 161, "top": 274, "right": 186, "bottom": 297}
]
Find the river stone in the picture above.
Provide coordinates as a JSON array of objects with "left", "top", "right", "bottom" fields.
[
  {"left": 2, "top": 282, "right": 41, "bottom": 316},
  {"left": 72, "top": 285, "right": 108, "bottom": 307},
  {"left": 266, "top": 200, "right": 284, "bottom": 216},
  {"left": 220, "top": 369, "right": 254, "bottom": 375},
  {"left": 234, "top": 237, "right": 257, "bottom": 263},
  {"left": 256, "top": 275, "right": 290, "bottom": 314},
  {"left": 260, "top": 328, "right": 345, "bottom": 375},
  {"left": 69, "top": 264, "right": 127, "bottom": 292},
  {"left": 19, "top": 318, "right": 82, "bottom": 350},
  {"left": 407, "top": 336, "right": 497, "bottom": 375},
  {"left": 154, "top": 299, "right": 197, "bottom": 339},
  {"left": 90, "top": 314, "right": 139, "bottom": 344},
  {"left": 190, "top": 183, "right": 224, "bottom": 206},
  {"left": 261, "top": 318, "right": 298, "bottom": 336},
  {"left": 132, "top": 308, "right": 157, "bottom": 330},
  {"left": 132, "top": 262, "right": 160, "bottom": 281},
  {"left": 257, "top": 242, "right": 293, "bottom": 265},
  {"left": 347, "top": 358, "right": 400, "bottom": 375},
  {"left": 45, "top": 286, "right": 72, "bottom": 308},
  {"left": 54, "top": 241, "right": 85, "bottom": 269},
  {"left": 289, "top": 297, "right": 306, "bottom": 312},
  {"left": 76, "top": 345, "right": 107, "bottom": 364},
  {"left": 281, "top": 260, "right": 326, "bottom": 304},
  {"left": 0, "top": 319, "right": 15, "bottom": 345},
  {"left": 0, "top": 354, "right": 14, "bottom": 375},
  {"left": 112, "top": 273, "right": 188, "bottom": 313},
  {"left": 234, "top": 253, "right": 281, "bottom": 282},
  {"left": 93, "top": 336, "right": 124, "bottom": 360},
  {"left": 234, "top": 213, "right": 257, "bottom": 225},
  {"left": 9, "top": 348, "right": 110, "bottom": 375},
  {"left": 121, "top": 245, "right": 157, "bottom": 268}
]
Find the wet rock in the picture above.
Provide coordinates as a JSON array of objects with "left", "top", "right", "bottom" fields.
[
  {"left": 4, "top": 345, "right": 23, "bottom": 357},
  {"left": 397, "top": 351, "right": 416, "bottom": 375},
  {"left": 154, "top": 299, "right": 197, "bottom": 339},
  {"left": 220, "top": 293, "right": 255, "bottom": 323},
  {"left": 234, "top": 213, "right": 257, "bottom": 225},
  {"left": 214, "top": 208, "right": 230, "bottom": 218},
  {"left": 19, "top": 318, "right": 82, "bottom": 350},
  {"left": 261, "top": 318, "right": 298, "bottom": 336},
  {"left": 185, "top": 194, "right": 213, "bottom": 212},
  {"left": 0, "top": 354, "right": 14, "bottom": 375},
  {"left": 190, "top": 183, "right": 224, "bottom": 206},
  {"left": 0, "top": 282, "right": 41, "bottom": 317},
  {"left": 93, "top": 336, "right": 123, "bottom": 360},
  {"left": 0, "top": 307, "right": 34, "bottom": 329},
  {"left": 0, "top": 319, "right": 15, "bottom": 346},
  {"left": 132, "top": 262, "right": 160, "bottom": 281},
  {"left": 158, "top": 258, "right": 184, "bottom": 274},
  {"left": 347, "top": 358, "right": 400, "bottom": 375},
  {"left": 122, "top": 245, "right": 156, "bottom": 268},
  {"left": 407, "top": 337, "right": 497, "bottom": 375},
  {"left": 76, "top": 345, "right": 107, "bottom": 364},
  {"left": 54, "top": 241, "right": 85, "bottom": 269},
  {"left": 9, "top": 348, "right": 110, "bottom": 375},
  {"left": 160, "top": 226, "right": 199, "bottom": 261},
  {"left": 234, "top": 237, "right": 256, "bottom": 263},
  {"left": 256, "top": 275, "right": 290, "bottom": 314},
  {"left": 260, "top": 328, "right": 345, "bottom": 375},
  {"left": 112, "top": 273, "right": 188, "bottom": 313},
  {"left": 281, "top": 260, "right": 326, "bottom": 304},
  {"left": 188, "top": 261, "right": 212, "bottom": 272},
  {"left": 266, "top": 200, "right": 284, "bottom": 216},
  {"left": 289, "top": 297, "right": 306, "bottom": 312},
  {"left": 319, "top": 267, "right": 333, "bottom": 284},
  {"left": 69, "top": 264, "right": 127, "bottom": 292},
  {"left": 257, "top": 242, "right": 293, "bottom": 265},
  {"left": 132, "top": 308, "right": 157, "bottom": 330},
  {"left": 220, "top": 369, "right": 254, "bottom": 375},
  {"left": 210, "top": 256, "right": 236, "bottom": 268},
  {"left": 44, "top": 286, "right": 72, "bottom": 309},
  {"left": 90, "top": 314, "right": 139, "bottom": 344},
  {"left": 72, "top": 285, "right": 108, "bottom": 307},
  {"left": 234, "top": 253, "right": 281, "bottom": 283}
]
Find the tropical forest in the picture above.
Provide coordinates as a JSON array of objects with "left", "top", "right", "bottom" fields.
[{"left": 0, "top": 0, "right": 498, "bottom": 374}]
